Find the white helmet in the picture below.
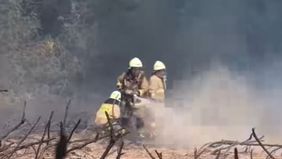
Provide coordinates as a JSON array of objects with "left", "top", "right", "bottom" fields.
[
  {"left": 129, "top": 57, "right": 143, "bottom": 68},
  {"left": 109, "top": 91, "right": 121, "bottom": 102},
  {"left": 153, "top": 60, "right": 166, "bottom": 71}
]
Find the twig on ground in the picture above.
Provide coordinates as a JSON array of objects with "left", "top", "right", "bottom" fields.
[
  {"left": 31, "top": 145, "right": 37, "bottom": 154},
  {"left": 18, "top": 138, "right": 56, "bottom": 150},
  {"left": 194, "top": 148, "right": 197, "bottom": 159},
  {"left": 99, "top": 112, "right": 117, "bottom": 159},
  {"left": 0, "top": 102, "right": 26, "bottom": 140},
  {"left": 35, "top": 111, "right": 54, "bottom": 159},
  {"left": 0, "top": 143, "right": 14, "bottom": 153},
  {"left": 116, "top": 141, "right": 124, "bottom": 159},
  {"left": 47, "top": 120, "right": 52, "bottom": 145},
  {"left": 99, "top": 138, "right": 115, "bottom": 159},
  {"left": 194, "top": 146, "right": 208, "bottom": 159},
  {"left": 63, "top": 99, "right": 71, "bottom": 127},
  {"left": 234, "top": 148, "right": 239, "bottom": 159},
  {"left": 155, "top": 150, "right": 163, "bottom": 159},
  {"left": 252, "top": 128, "right": 275, "bottom": 159},
  {"left": 67, "top": 119, "right": 81, "bottom": 142},
  {"left": 267, "top": 148, "right": 282, "bottom": 159},
  {"left": 211, "top": 141, "right": 281, "bottom": 149},
  {"left": 55, "top": 122, "right": 67, "bottom": 159},
  {"left": 210, "top": 135, "right": 265, "bottom": 156},
  {"left": 215, "top": 150, "right": 221, "bottom": 159},
  {"left": 67, "top": 133, "right": 99, "bottom": 153},
  {"left": 6, "top": 116, "right": 41, "bottom": 159},
  {"left": 105, "top": 112, "right": 113, "bottom": 138},
  {"left": 143, "top": 145, "right": 156, "bottom": 159},
  {"left": 47, "top": 111, "right": 54, "bottom": 146}
]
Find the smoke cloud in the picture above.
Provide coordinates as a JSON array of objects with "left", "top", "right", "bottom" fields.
[{"left": 153, "top": 62, "right": 282, "bottom": 147}]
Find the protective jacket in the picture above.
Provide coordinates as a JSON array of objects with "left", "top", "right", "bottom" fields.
[
  {"left": 149, "top": 74, "right": 166, "bottom": 102},
  {"left": 116, "top": 71, "right": 149, "bottom": 97},
  {"left": 95, "top": 98, "right": 120, "bottom": 126}
]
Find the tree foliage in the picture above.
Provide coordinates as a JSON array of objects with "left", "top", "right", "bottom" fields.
[{"left": 0, "top": 0, "right": 92, "bottom": 100}]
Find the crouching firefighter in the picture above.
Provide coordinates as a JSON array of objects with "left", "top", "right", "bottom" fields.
[
  {"left": 116, "top": 57, "right": 149, "bottom": 138},
  {"left": 94, "top": 91, "right": 122, "bottom": 133}
]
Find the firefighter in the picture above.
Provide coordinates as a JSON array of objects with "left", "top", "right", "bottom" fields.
[
  {"left": 116, "top": 57, "right": 149, "bottom": 138},
  {"left": 147, "top": 60, "right": 167, "bottom": 138},
  {"left": 117, "top": 57, "right": 149, "bottom": 97},
  {"left": 94, "top": 90, "right": 121, "bottom": 127},
  {"left": 149, "top": 60, "right": 166, "bottom": 102}
]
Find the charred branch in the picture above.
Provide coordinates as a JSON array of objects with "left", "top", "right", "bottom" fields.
[
  {"left": 67, "top": 119, "right": 81, "bottom": 142},
  {"left": 35, "top": 111, "right": 54, "bottom": 159},
  {"left": 155, "top": 150, "right": 163, "bottom": 159},
  {"left": 63, "top": 99, "right": 71, "bottom": 127},
  {"left": 55, "top": 122, "right": 67, "bottom": 159},
  {"left": 66, "top": 133, "right": 99, "bottom": 153},
  {"left": 143, "top": 145, "right": 156, "bottom": 159},
  {"left": 234, "top": 148, "right": 239, "bottom": 159},
  {"left": 99, "top": 111, "right": 127, "bottom": 159},
  {"left": 116, "top": 141, "right": 124, "bottom": 159},
  {"left": 252, "top": 128, "right": 275, "bottom": 159},
  {"left": 0, "top": 102, "right": 26, "bottom": 141},
  {"left": 6, "top": 116, "right": 41, "bottom": 159}
]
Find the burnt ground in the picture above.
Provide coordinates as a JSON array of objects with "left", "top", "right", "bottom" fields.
[
  {"left": 1, "top": 131, "right": 282, "bottom": 159},
  {"left": 0, "top": 101, "right": 282, "bottom": 159}
]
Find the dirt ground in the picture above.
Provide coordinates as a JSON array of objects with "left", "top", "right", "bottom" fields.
[
  {"left": 66, "top": 145, "right": 282, "bottom": 159},
  {"left": 1, "top": 101, "right": 281, "bottom": 159},
  {"left": 9, "top": 140, "right": 282, "bottom": 159}
]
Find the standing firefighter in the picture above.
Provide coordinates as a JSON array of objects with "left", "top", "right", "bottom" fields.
[
  {"left": 148, "top": 60, "right": 167, "bottom": 138},
  {"left": 95, "top": 91, "right": 121, "bottom": 127},
  {"left": 149, "top": 60, "right": 167, "bottom": 102},
  {"left": 116, "top": 57, "right": 149, "bottom": 137}
]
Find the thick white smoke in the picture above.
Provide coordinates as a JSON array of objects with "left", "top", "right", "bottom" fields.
[{"left": 152, "top": 63, "right": 282, "bottom": 147}]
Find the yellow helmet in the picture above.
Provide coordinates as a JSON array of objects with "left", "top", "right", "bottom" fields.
[
  {"left": 109, "top": 91, "right": 121, "bottom": 102},
  {"left": 129, "top": 57, "right": 143, "bottom": 68},
  {"left": 153, "top": 60, "right": 166, "bottom": 71}
]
